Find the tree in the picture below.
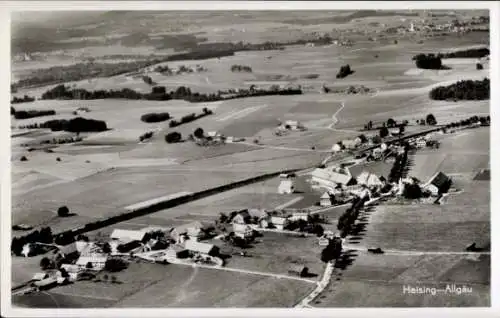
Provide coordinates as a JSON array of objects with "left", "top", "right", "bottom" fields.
[
  {"left": 402, "top": 183, "right": 423, "bottom": 199},
  {"left": 426, "top": 114, "right": 437, "bottom": 125},
  {"left": 111, "top": 275, "right": 118, "bottom": 283},
  {"left": 57, "top": 206, "right": 70, "bottom": 217},
  {"left": 398, "top": 124, "right": 405, "bottom": 134},
  {"left": 86, "top": 262, "right": 93, "bottom": 269},
  {"left": 357, "top": 134, "right": 368, "bottom": 143},
  {"left": 40, "top": 257, "right": 52, "bottom": 270},
  {"left": 59, "top": 267, "right": 69, "bottom": 278},
  {"left": 11, "top": 106, "right": 16, "bottom": 115},
  {"left": 476, "top": 63, "right": 483, "bottom": 70},
  {"left": 387, "top": 118, "right": 396, "bottom": 128},
  {"left": 102, "top": 242, "right": 111, "bottom": 254},
  {"left": 165, "top": 132, "right": 182, "bottom": 143},
  {"left": 105, "top": 258, "right": 128, "bottom": 272},
  {"left": 379, "top": 126, "right": 389, "bottom": 138},
  {"left": 194, "top": 127, "right": 205, "bottom": 139}
]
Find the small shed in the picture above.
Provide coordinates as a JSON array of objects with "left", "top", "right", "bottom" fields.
[
  {"left": 320, "top": 192, "right": 333, "bottom": 207},
  {"left": 288, "top": 265, "right": 309, "bottom": 277},
  {"left": 278, "top": 180, "right": 295, "bottom": 194}
]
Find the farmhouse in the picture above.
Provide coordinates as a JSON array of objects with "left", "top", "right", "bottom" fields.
[
  {"left": 423, "top": 171, "right": 452, "bottom": 196},
  {"left": 311, "top": 166, "right": 357, "bottom": 190},
  {"left": 289, "top": 210, "right": 310, "bottom": 221},
  {"left": 320, "top": 192, "right": 333, "bottom": 207},
  {"left": 232, "top": 223, "right": 254, "bottom": 239},
  {"left": 278, "top": 179, "right": 295, "bottom": 194},
  {"left": 356, "top": 171, "right": 384, "bottom": 187},
  {"left": 270, "top": 216, "right": 289, "bottom": 230},
  {"left": 284, "top": 120, "right": 304, "bottom": 130},
  {"left": 76, "top": 255, "right": 107, "bottom": 271},
  {"left": 171, "top": 221, "right": 214, "bottom": 243},
  {"left": 184, "top": 240, "right": 219, "bottom": 257}
]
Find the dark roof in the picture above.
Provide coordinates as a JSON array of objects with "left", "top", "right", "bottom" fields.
[{"left": 430, "top": 172, "right": 450, "bottom": 190}]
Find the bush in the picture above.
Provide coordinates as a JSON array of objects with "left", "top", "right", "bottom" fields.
[
  {"left": 379, "top": 126, "right": 389, "bottom": 138},
  {"left": 11, "top": 106, "right": 16, "bottom": 115},
  {"left": 165, "top": 132, "right": 182, "bottom": 143},
  {"left": 412, "top": 53, "right": 443, "bottom": 70},
  {"left": 387, "top": 118, "right": 396, "bottom": 128},
  {"left": 429, "top": 78, "right": 489, "bottom": 101},
  {"left": 57, "top": 206, "right": 70, "bottom": 217},
  {"left": 140, "top": 112, "right": 170, "bottom": 123},
  {"left": 336, "top": 64, "right": 354, "bottom": 79},
  {"left": 142, "top": 75, "right": 155, "bottom": 85},
  {"left": 194, "top": 127, "right": 204, "bottom": 139},
  {"left": 231, "top": 65, "right": 253, "bottom": 72},
  {"left": 20, "top": 156, "right": 28, "bottom": 162},
  {"left": 151, "top": 86, "right": 166, "bottom": 95},
  {"left": 476, "top": 63, "right": 483, "bottom": 70}
]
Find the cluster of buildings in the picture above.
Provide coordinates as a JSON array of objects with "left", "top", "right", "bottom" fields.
[
  {"left": 275, "top": 120, "right": 307, "bottom": 136},
  {"left": 227, "top": 207, "right": 312, "bottom": 232}
]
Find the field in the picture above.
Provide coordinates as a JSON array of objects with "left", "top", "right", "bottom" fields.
[{"left": 10, "top": 10, "right": 490, "bottom": 309}]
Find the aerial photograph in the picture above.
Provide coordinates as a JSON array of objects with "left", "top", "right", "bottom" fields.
[{"left": 8, "top": 8, "right": 490, "bottom": 309}]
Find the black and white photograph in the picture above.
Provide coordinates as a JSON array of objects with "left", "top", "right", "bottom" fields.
[{"left": 2, "top": 1, "right": 497, "bottom": 316}]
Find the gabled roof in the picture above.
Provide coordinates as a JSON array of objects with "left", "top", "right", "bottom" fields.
[
  {"left": 270, "top": 216, "right": 289, "bottom": 224},
  {"left": 76, "top": 255, "right": 108, "bottom": 266},
  {"left": 312, "top": 167, "right": 355, "bottom": 186},
  {"left": 320, "top": 192, "right": 331, "bottom": 199},
  {"left": 427, "top": 171, "right": 451, "bottom": 190},
  {"left": 184, "top": 240, "right": 216, "bottom": 254},
  {"left": 32, "top": 272, "right": 48, "bottom": 281},
  {"left": 110, "top": 229, "right": 146, "bottom": 242},
  {"left": 356, "top": 171, "right": 383, "bottom": 186},
  {"left": 173, "top": 221, "right": 213, "bottom": 234},
  {"left": 59, "top": 242, "right": 79, "bottom": 255}
]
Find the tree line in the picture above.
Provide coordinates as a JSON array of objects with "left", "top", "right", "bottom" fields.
[
  {"left": 437, "top": 47, "right": 489, "bottom": 59},
  {"left": 12, "top": 109, "right": 56, "bottom": 120},
  {"left": 429, "top": 78, "right": 489, "bottom": 100},
  {"left": 39, "top": 117, "right": 108, "bottom": 133},
  {"left": 169, "top": 107, "right": 213, "bottom": 128},
  {"left": 11, "top": 95, "right": 35, "bottom": 104},
  {"left": 40, "top": 84, "right": 302, "bottom": 103}
]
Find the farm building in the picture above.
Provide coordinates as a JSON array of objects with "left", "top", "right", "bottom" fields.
[
  {"left": 171, "top": 221, "right": 214, "bottom": 243},
  {"left": 184, "top": 240, "right": 219, "bottom": 257},
  {"left": 311, "top": 166, "right": 357, "bottom": 190},
  {"left": 278, "top": 179, "right": 295, "bottom": 194},
  {"left": 289, "top": 210, "right": 310, "bottom": 221},
  {"left": 60, "top": 264, "right": 81, "bottom": 273},
  {"left": 57, "top": 242, "right": 81, "bottom": 261},
  {"left": 356, "top": 171, "right": 384, "bottom": 187},
  {"left": 416, "top": 138, "right": 427, "bottom": 148},
  {"left": 288, "top": 265, "right": 309, "bottom": 277},
  {"left": 76, "top": 255, "right": 107, "bottom": 271},
  {"left": 284, "top": 120, "right": 305, "bottom": 130},
  {"left": 110, "top": 229, "right": 147, "bottom": 243},
  {"left": 32, "top": 272, "right": 49, "bottom": 281},
  {"left": 166, "top": 245, "right": 189, "bottom": 259},
  {"left": 423, "top": 172, "right": 452, "bottom": 196},
  {"left": 232, "top": 223, "right": 254, "bottom": 239},
  {"left": 342, "top": 139, "right": 361, "bottom": 150},
  {"left": 270, "top": 216, "right": 289, "bottom": 230},
  {"left": 320, "top": 192, "right": 333, "bottom": 207},
  {"left": 331, "top": 143, "right": 342, "bottom": 152},
  {"left": 33, "top": 277, "right": 58, "bottom": 290},
  {"left": 231, "top": 209, "right": 252, "bottom": 224}
]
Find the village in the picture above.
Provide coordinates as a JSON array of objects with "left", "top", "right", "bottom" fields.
[{"left": 13, "top": 111, "right": 488, "bottom": 297}]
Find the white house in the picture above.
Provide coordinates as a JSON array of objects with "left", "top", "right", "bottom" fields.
[
  {"left": 270, "top": 216, "right": 289, "bottom": 230},
  {"left": 331, "top": 143, "right": 342, "bottom": 152},
  {"left": 76, "top": 255, "right": 107, "bottom": 271},
  {"left": 278, "top": 180, "right": 295, "bottom": 194},
  {"left": 416, "top": 138, "right": 427, "bottom": 148},
  {"left": 320, "top": 192, "right": 333, "bottom": 207},
  {"left": 290, "top": 211, "right": 310, "bottom": 221},
  {"left": 233, "top": 223, "right": 254, "bottom": 239},
  {"left": 171, "top": 221, "right": 213, "bottom": 243}
]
